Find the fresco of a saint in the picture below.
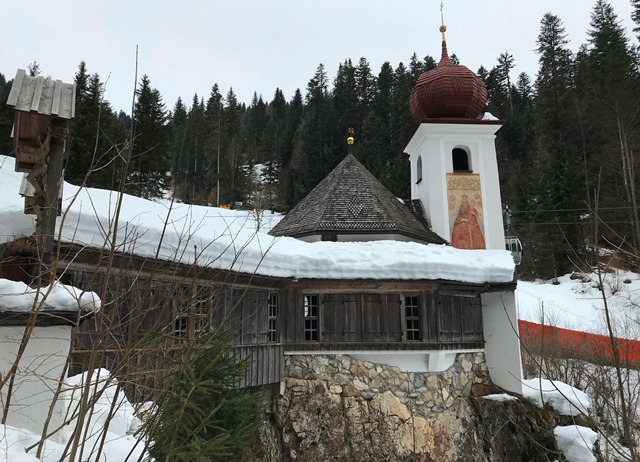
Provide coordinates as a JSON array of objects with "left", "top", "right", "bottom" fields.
[{"left": 447, "top": 174, "right": 486, "bottom": 250}]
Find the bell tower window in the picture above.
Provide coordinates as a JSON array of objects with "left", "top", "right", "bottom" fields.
[
  {"left": 416, "top": 156, "right": 423, "bottom": 184},
  {"left": 452, "top": 147, "right": 471, "bottom": 172}
]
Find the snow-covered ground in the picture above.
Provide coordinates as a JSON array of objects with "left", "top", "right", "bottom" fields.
[
  {"left": 0, "top": 369, "right": 146, "bottom": 462},
  {"left": 484, "top": 378, "right": 597, "bottom": 461},
  {"left": 517, "top": 270, "right": 640, "bottom": 339}
]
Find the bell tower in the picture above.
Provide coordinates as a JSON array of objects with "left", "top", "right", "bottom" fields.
[
  {"left": 404, "top": 23, "right": 505, "bottom": 251},
  {"left": 404, "top": 21, "right": 523, "bottom": 394}
]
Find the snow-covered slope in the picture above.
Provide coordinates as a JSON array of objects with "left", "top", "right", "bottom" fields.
[{"left": 517, "top": 270, "right": 640, "bottom": 339}]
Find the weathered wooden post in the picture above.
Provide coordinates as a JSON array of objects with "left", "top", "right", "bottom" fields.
[{"left": 6, "top": 69, "right": 76, "bottom": 284}]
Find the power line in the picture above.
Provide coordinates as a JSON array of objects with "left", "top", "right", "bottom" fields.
[
  {"left": 510, "top": 221, "right": 638, "bottom": 226},
  {"left": 509, "top": 205, "right": 640, "bottom": 214}
]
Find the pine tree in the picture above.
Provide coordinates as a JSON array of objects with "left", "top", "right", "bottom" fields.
[
  {"left": 355, "top": 57, "right": 375, "bottom": 120},
  {"left": 388, "top": 62, "right": 414, "bottom": 198},
  {"left": 129, "top": 75, "right": 171, "bottom": 199},
  {"left": 289, "top": 64, "right": 337, "bottom": 204},
  {"left": 408, "top": 53, "right": 424, "bottom": 80},
  {"left": 204, "top": 85, "right": 223, "bottom": 206},
  {"left": 257, "top": 88, "right": 288, "bottom": 209},
  {"left": 169, "top": 96, "right": 188, "bottom": 200},
  {"left": 246, "top": 92, "right": 267, "bottom": 163},
  {"left": 66, "top": 67, "right": 127, "bottom": 188},
  {"left": 528, "top": 13, "right": 582, "bottom": 277},
  {"left": 219, "top": 88, "right": 249, "bottom": 204},
  {"left": 180, "top": 94, "right": 210, "bottom": 205},
  {"left": 145, "top": 335, "right": 262, "bottom": 461},
  {"left": 360, "top": 62, "right": 395, "bottom": 187},
  {"left": 74, "top": 61, "right": 89, "bottom": 103},
  {"left": 0, "top": 72, "right": 13, "bottom": 156},
  {"left": 278, "top": 89, "right": 304, "bottom": 209},
  {"left": 333, "top": 59, "right": 358, "bottom": 137},
  {"left": 632, "top": 0, "right": 640, "bottom": 40},
  {"left": 580, "top": 0, "right": 640, "bottom": 253}
]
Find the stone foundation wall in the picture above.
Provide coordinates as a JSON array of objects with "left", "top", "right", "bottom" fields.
[
  {"left": 285, "top": 352, "right": 490, "bottom": 418},
  {"left": 258, "top": 352, "right": 568, "bottom": 461}
]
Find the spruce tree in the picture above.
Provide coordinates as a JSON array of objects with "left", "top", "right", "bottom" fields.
[
  {"left": 278, "top": 89, "right": 304, "bottom": 209},
  {"left": 0, "top": 73, "right": 13, "bottom": 156},
  {"left": 580, "top": 0, "right": 640, "bottom": 252},
  {"left": 169, "top": 96, "right": 188, "bottom": 200},
  {"left": 220, "top": 88, "right": 249, "bottom": 204},
  {"left": 129, "top": 75, "right": 171, "bottom": 199},
  {"left": 355, "top": 57, "right": 375, "bottom": 120},
  {"left": 204, "top": 85, "right": 223, "bottom": 206},
  {"left": 529, "top": 13, "right": 582, "bottom": 277},
  {"left": 360, "top": 62, "right": 395, "bottom": 188},
  {"left": 182, "top": 94, "right": 209, "bottom": 205},
  {"left": 66, "top": 67, "right": 127, "bottom": 189},
  {"left": 388, "top": 62, "right": 414, "bottom": 198},
  {"left": 257, "top": 88, "right": 288, "bottom": 209},
  {"left": 145, "top": 335, "right": 262, "bottom": 461},
  {"left": 289, "top": 64, "right": 337, "bottom": 203},
  {"left": 333, "top": 59, "right": 358, "bottom": 138},
  {"left": 632, "top": 0, "right": 640, "bottom": 40}
]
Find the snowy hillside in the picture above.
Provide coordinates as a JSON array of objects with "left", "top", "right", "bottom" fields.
[{"left": 517, "top": 270, "right": 640, "bottom": 339}]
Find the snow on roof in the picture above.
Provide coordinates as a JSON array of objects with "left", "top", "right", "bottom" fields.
[
  {"left": 0, "top": 155, "right": 515, "bottom": 285},
  {"left": 0, "top": 279, "right": 100, "bottom": 313}
]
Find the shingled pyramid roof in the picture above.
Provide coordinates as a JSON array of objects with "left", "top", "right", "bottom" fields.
[{"left": 269, "top": 154, "right": 446, "bottom": 244}]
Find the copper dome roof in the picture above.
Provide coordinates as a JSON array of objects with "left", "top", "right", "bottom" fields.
[{"left": 410, "top": 38, "right": 487, "bottom": 120}]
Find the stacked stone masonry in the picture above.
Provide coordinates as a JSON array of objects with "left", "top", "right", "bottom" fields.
[
  {"left": 284, "top": 353, "right": 490, "bottom": 419},
  {"left": 260, "top": 353, "right": 570, "bottom": 461}
]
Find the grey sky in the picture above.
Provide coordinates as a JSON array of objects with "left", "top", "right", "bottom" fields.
[{"left": 3, "top": 0, "right": 636, "bottom": 114}]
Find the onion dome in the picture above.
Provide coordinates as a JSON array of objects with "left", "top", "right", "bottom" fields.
[{"left": 410, "top": 25, "right": 487, "bottom": 120}]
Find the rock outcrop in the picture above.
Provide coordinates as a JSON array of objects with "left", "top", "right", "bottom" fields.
[{"left": 257, "top": 354, "right": 580, "bottom": 462}]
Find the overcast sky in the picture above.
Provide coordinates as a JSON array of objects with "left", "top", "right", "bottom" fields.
[{"left": 3, "top": 0, "right": 636, "bottom": 114}]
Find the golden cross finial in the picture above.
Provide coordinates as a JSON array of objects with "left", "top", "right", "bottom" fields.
[
  {"left": 347, "top": 128, "right": 355, "bottom": 155},
  {"left": 440, "top": 2, "right": 447, "bottom": 41}
]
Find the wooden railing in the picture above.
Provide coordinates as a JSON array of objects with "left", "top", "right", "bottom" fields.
[{"left": 229, "top": 343, "right": 285, "bottom": 388}]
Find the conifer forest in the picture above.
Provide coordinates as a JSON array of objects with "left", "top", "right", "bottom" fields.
[{"left": 1, "top": 0, "right": 640, "bottom": 280}]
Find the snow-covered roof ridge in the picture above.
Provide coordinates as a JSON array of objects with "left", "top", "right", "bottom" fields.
[{"left": 0, "top": 155, "right": 515, "bottom": 285}]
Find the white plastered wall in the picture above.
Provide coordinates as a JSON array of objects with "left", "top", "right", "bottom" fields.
[
  {"left": 406, "top": 122, "right": 505, "bottom": 250},
  {"left": 481, "top": 291, "right": 523, "bottom": 394},
  {"left": 0, "top": 325, "right": 71, "bottom": 436}
]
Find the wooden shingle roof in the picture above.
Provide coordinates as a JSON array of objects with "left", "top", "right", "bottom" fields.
[
  {"left": 269, "top": 154, "right": 446, "bottom": 244},
  {"left": 6, "top": 69, "right": 76, "bottom": 119}
]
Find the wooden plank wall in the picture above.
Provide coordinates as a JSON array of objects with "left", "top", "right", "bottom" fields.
[
  {"left": 65, "top": 266, "right": 286, "bottom": 389},
  {"left": 281, "top": 289, "right": 484, "bottom": 346}
]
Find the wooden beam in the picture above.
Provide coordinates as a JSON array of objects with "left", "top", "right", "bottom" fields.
[
  {"left": 6, "top": 69, "right": 25, "bottom": 107},
  {"left": 30, "top": 76, "right": 44, "bottom": 112},
  {"left": 51, "top": 80, "right": 62, "bottom": 116}
]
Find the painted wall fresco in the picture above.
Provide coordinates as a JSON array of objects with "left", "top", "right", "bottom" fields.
[{"left": 447, "top": 173, "right": 486, "bottom": 250}]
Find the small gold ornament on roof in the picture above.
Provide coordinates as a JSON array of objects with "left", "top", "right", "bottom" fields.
[{"left": 440, "top": 2, "right": 447, "bottom": 41}]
